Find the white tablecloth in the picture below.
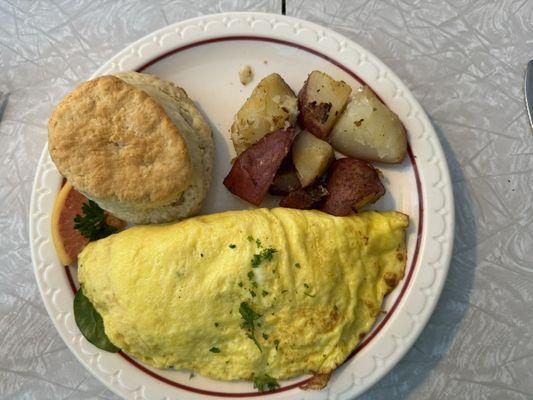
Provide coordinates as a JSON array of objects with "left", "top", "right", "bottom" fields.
[{"left": 1, "top": 1, "right": 532, "bottom": 398}]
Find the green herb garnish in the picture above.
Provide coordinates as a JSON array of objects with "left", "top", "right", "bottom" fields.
[
  {"left": 238, "top": 281, "right": 244, "bottom": 288},
  {"left": 247, "top": 235, "right": 254, "bottom": 242},
  {"left": 294, "top": 262, "right": 301, "bottom": 268},
  {"left": 262, "top": 333, "right": 269, "bottom": 340},
  {"left": 303, "top": 283, "right": 310, "bottom": 289},
  {"left": 214, "top": 322, "right": 219, "bottom": 327},
  {"left": 209, "top": 347, "right": 221, "bottom": 353},
  {"left": 262, "top": 290, "right": 269, "bottom": 296},
  {"left": 253, "top": 373, "right": 280, "bottom": 392},
  {"left": 274, "top": 339, "right": 279, "bottom": 350},
  {"left": 239, "top": 302, "right": 261, "bottom": 352},
  {"left": 229, "top": 244, "right": 237, "bottom": 249},
  {"left": 73, "top": 288, "right": 119, "bottom": 352},
  {"left": 255, "top": 238, "right": 262, "bottom": 248},
  {"left": 251, "top": 248, "right": 277, "bottom": 268},
  {"left": 247, "top": 271, "right": 255, "bottom": 281},
  {"left": 250, "top": 290, "right": 256, "bottom": 297},
  {"left": 74, "top": 200, "right": 118, "bottom": 241}
]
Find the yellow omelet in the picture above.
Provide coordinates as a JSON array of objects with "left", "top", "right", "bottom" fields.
[{"left": 78, "top": 208, "right": 408, "bottom": 381}]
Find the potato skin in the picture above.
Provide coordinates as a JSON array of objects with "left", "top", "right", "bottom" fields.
[
  {"left": 298, "top": 71, "right": 351, "bottom": 139},
  {"left": 330, "top": 86, "right": 407, "bottom": 164},
  {"left": 279, "top": 182, "right": 328, "bottom": 210},
  {"left": 231, "top": 73, "right": 298, "bottom": 155},
  {"left": 223, "top": 129, "right": 297, "bottom": 205},
  {"left": 270, "top": 167, "right": 301, "bottom": 196},
  {"left": 320, "top": 158, "right": 385, "bottom": 216}
]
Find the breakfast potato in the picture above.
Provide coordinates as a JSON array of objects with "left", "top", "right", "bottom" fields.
[
  {"left": 270, "top": 167, "right": 301, "bottom": 196},
  {"left": 231, "top": 73, "right": 298, "bottom": 155},
  {"left": 292, "top": 131, "right": 334, "bottom": 187},
  {"left": 329, "top": 86, "right": 407, "bottom": 163},
  {"left": 298, "top": 71, "right": 352, "bottom": 139},
  {"left": 279, "top": 183, "right": 328, "bottom": 210},
  {"left": 320, "top": 158, "right": 385, "bottom": 216},
  {"left": 224, "top": 129, "right": 297, "bottom": 205}
]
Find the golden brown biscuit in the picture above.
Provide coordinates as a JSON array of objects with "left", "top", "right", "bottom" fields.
[
  {"left": 48, "top": 73, "right": 214, "bottom": 224},
  {"left": 114, "top": 72, "right": 214, "bottom": 223}
]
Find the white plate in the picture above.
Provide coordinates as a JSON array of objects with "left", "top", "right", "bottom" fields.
[{"left": 29, "top": 12, "right": 454, "bottom": 400}]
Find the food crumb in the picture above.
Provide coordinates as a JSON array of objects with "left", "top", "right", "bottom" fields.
[{"left": 239, "top": 65, "right": 253, "bottom": 85}]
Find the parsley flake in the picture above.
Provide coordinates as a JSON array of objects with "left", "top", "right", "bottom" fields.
[
  {"left": 229, "top": 244, "right": 237, "bottom": 249},
  {"left": 251, "top": 248, "right": 277, "bottom": 268},
  {"left": 262, "top": 290, "right": 269, "bottom": 296},
  {"left": 239, "top": 302, "right": 261, "bottom": 352},
  {"left": 253, "top": 374, "right": 279, "bottom": 392},
  {"left": 238, "top": 281, "right": 244, "bottom": 288},
  {"left": 262, "top": 333, "right": 269, "bottom": 340},
  {"left": 274, "top": 339, "right": 280, "bottom": 350},
  {"left": 250, "top": 290, "right": 256, "bottom": 297},
  {"left": 294, "top": 262, "right": 301, "bottom": 268},
  {"left": 303, "top": 283, "right": 310, "bottom": 289},
  {"left": 209, "top": 347, "right": 220, "bottom": 353}
]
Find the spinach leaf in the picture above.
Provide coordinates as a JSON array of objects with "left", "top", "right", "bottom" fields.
[{"left": 73, "top": 289, "right": 120, "bottom": 352}]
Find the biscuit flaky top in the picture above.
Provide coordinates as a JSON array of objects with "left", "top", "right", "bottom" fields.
[{"left": 48, "top": 75, "right": 193, "bottom": 205}]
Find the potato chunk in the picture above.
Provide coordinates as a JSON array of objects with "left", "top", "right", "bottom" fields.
[
  {"left": 320, "top": 158, "right": 385, "bottom": 216},
  {"left": 231, "top": 73, "right": 298, "bottom": 155},
  {"left": 330, "top": 86, "right": 407, "bottom": 163},
  {"left": 292, "top": 131, "right": 334, "bottom": 187},
  {"left": 298, "top": 71, "right": 351, "bottom": 139},
  {"left": 270, "top": 167, "right": 301, "bottom": 196},
  {"left": 223, "top": 129, "right": 297, "bottom": 205}
]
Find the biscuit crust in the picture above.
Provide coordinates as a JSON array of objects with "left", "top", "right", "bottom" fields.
[{"left": 49, "top": 75, "right": 192, "bottom": 206}]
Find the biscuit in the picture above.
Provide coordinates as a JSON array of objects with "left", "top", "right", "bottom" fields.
[{"left": 48, "top": 73, "right": 214, "bottom": 224}]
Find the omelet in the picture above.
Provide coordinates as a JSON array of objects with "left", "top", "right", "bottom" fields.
[{"left": 78, "top": 208, "right": 408, "bottom": 381}]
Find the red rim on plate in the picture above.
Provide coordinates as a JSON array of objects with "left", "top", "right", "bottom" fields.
[{"left": 64, "top": 36, "right": 424, "bottom": 397}]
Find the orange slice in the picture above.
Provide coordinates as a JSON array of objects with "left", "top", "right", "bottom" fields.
[{"left": 51, "top": 182, "right": 125, "bottom": 265}]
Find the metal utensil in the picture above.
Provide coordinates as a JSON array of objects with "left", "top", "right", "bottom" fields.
[{"left": 525, "top": 60, "right": 533, "bottom": 131}]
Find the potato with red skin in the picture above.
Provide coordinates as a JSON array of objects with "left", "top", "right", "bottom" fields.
[
  {"left": 279, "top": 183, "right": 328, "bottom": 210},
  {"left": 223, "top": 129, "right": 297, "bottom": 205},
  {"left": 298, "top": 71, "right": 351, "bottom": 139},
  {"left": 320, "top": 158, "right": 385, "bottom": 216},
  {"left": 270, "top": 167, "right": 301, "bottom": 196}
]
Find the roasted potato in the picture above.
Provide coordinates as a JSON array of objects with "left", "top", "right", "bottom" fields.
[
  {"left": 223, "top": 129, "right": 297, "bottom": 205},
  {"left": 330, "top": 86, "right": 407, "bottom": 163},
  {"left": 292, "top": 130, "right": 334, "bottom": 187},
  {"left": 320, "top": 158, "right": 385, "bottom": 216},
  {"left": 270, "top": 167, "right": 301, "bottom": 196},
  {"left": 231, "top": 73, "right": 298, "bottom": 155},
  {"left": 279, "top": 182, "right": 328, "bottom": 210},
  {"left": 298, "top": 71, "right": 351, "bottom": 139}
]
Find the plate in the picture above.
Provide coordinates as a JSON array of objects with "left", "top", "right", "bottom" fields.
[{"left": 29, "top": 12, "right": 454, "bottom": 400}]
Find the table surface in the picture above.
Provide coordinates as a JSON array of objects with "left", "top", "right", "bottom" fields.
[{"left": 1, "top": 1, "right": 533, "bottom": 399}]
